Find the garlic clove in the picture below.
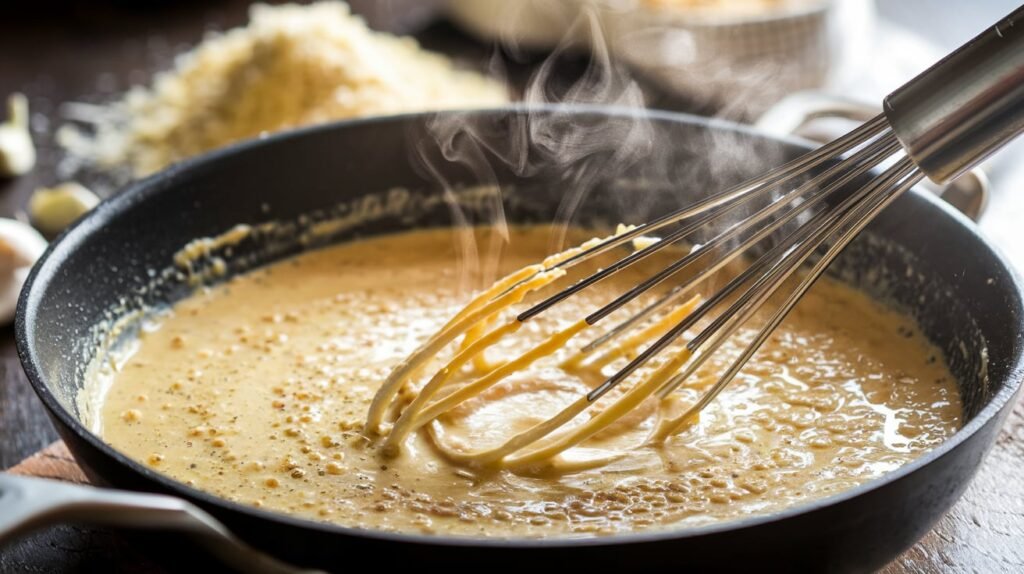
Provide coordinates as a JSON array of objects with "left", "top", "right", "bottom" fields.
[
  {"left": 0, "top": 93, "right": 36, "bottom": 178},
  {"left": 29, "top": 182, "right": 101, "bottom": 237},
  {"left": 0, "top": 218, "right": 47, "bottom": 325}
]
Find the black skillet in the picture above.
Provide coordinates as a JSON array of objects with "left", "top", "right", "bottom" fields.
[{"left": 12, "top": 106, "right": 1024, "bottom": 572}]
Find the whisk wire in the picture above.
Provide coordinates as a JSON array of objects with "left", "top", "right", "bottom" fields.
[
  {"left": 516, "top": 114, "right": 890, "bottom": 321},
  {"left": 653, "top": 160, "right": 924, "bottom": 438},
  {"left": 575, "top": 158, "right": 916, "bottom": 440},
  {"left": 580, "top": 134, "right": 905, "bottom": 352},
  {"left": 581, "top": 131, "right": 902, "bottom": 400},
  {"left": 581, "top": 133, "right": 903, "bottom": 327}
]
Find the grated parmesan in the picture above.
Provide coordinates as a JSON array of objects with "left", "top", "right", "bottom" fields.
[{"left": 58, "top": 2, "right": 507, "bottom": 177}]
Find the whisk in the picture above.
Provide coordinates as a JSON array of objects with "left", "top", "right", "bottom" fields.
[{"left": 367, "top": 8, "right": 1024, "bottom": 467}]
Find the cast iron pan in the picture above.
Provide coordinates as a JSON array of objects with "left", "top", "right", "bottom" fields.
[{"left": 14, "top": 106, "right": 1024, "bottom": 571}]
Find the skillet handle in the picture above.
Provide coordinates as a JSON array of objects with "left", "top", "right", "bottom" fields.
[
  {"left": 755, "top": 91, "right": 989, "bottom": 222},
  {"left": 0, "top": 473, "right": 320, "bottom": 574}
]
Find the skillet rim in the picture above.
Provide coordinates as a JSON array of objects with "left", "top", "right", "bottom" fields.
[{"left": 15, "top": 103, "right": 1024, "bottom": 550}]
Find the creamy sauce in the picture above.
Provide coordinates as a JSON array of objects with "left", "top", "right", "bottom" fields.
[{"left": 97, "top": 226, "right": 961, "bottom": 537}]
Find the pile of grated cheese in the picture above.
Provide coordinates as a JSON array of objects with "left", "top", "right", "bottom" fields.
[{"left": 59, "top": 2, "right": 507, "bottom": 177}]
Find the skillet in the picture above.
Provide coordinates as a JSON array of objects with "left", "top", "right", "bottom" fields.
[{"left": 12, "top": 105, "right": 1024, "bottom": 571}]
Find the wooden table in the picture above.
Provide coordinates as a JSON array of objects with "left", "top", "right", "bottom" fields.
[{"left": 2, "top": 1, "right": 1022, "bottom": 572}]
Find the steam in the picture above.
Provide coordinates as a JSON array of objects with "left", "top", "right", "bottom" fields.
[
  {"left": 414, "top": 4, "right": 655, "bottom": 294},
  {"left": 521, "top": 9, "right": 652, "bottom": 251},
  {"left": 413, "top": 1, "right": 792, "bottom": 295}
]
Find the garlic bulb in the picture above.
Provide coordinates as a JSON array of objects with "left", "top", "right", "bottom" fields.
[
  {"left": 29, "top": 182, "right": 101, "bottom": 237},
  {"left": 0, "top": 218, "right": 47, "bottom": 324},
  {"left": 0, "top": 93, "right": 36, "bottom": 178}
]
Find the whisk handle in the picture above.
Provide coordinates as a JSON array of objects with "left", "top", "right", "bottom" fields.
[{"left": 884, "top": 6, "right": 1024, "bottom": 184}]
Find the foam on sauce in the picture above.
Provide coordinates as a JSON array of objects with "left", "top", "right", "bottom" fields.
[{"left": 97, "top": 225, "right": 961, "bottom": 537}]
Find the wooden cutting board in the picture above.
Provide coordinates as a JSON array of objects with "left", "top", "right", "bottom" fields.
[{"left": 8, "top": 441, "right": 88, "bottom": 483}]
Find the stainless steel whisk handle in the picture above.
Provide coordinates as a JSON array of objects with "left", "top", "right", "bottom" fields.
[{"left": 885, "top": 6, "right": 1024, "bottom": 184}]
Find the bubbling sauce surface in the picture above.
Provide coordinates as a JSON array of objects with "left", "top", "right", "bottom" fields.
[{"left": 97, "top": 226, "right": 961, "bottom": 537}]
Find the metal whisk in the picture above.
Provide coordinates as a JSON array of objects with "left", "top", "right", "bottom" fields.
[{"left": 367, "top": 7, "right": 1024, "bottom": 467}]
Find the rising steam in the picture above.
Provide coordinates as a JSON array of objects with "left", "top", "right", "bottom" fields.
[
  {"left": 412, "top": 2, "right": 789, "bottom": 296},
  {"left": 414, "top": 5, "right": 656, "bottom": 294}
]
